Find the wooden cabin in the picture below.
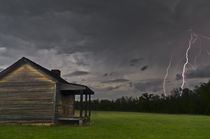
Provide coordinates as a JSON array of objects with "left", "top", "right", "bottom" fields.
[{"left": 0, "top": 57, "right": 94, "bottom": 125}]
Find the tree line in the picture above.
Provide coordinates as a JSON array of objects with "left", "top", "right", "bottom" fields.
[{"left": 76, "top": 80, "right": 210, "bottom": 115}]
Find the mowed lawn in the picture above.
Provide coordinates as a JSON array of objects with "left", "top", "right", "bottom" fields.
[{"left": 0, "top": 111, "right": 210, "bottom": 139}]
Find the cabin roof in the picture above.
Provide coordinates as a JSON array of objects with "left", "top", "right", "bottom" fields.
[{"left": 0, "top": 57, "right": 94, "bottom": 94}]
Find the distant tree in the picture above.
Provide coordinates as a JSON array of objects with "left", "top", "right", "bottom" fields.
[{"left": 76, "top": 80, "right": 210, "bottom": 115}]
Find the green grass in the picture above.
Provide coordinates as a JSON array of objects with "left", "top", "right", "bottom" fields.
[{"left": 0, "top": 111, "right": 210, "bottom": 139}]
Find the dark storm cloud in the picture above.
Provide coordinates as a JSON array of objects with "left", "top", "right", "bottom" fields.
[
  {"left": 141, "top": 65, "right": 149, "bottom": 71},
  {"left": 102, "top": 79, "right": 129, "bottom": 83},
  {"left": 134, "top": 79, "right": 162, "bottom": 92},
  {"left": 176, "top": 64, "right": 210, "bottom": 80},
  {"left": 0, "top": 0, "right": 179, "bottom": 51},
  {"left": 109, "top": 72, "right": 116, "bottom": 76},
  {"left": 0, "top": 0, "right": 210, "bottom": 99},
  {"left": 129, "top": 58, "right": 143, "bottom": 66},
  {"left": 64, "top": 71, "right": 89, "bottom": 77},
  {"left": 103, "top": 72, "right": 121, "bottom": 77},
  {"left": 186, "top": 65, "right": 210, "bottom": 79},
  {"left": 1, "top": 0, "right": 210, "bottom": 54},
  {"left": 103, "top": 73, "right": 108, "bottom": 77},
  {"left": 105, "top": 85, "right": 121, "bottom": 91}
]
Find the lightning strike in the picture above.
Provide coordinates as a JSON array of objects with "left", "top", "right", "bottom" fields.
[
  {"left": 163, "top": 56, "right": 172, "bottom": 97},
  {"left": 180, "top": 33, "right": 198, "bottom": 95}
]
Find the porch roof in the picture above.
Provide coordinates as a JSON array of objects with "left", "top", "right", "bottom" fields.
[{"left": 60, "top": 83, "right": 94, "bottom": 95}]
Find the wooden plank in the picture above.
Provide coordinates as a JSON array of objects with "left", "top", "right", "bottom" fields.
[
  {"left": 0, "top": 87, "right": 54, "bottom": 92},
  {"left": 0, "top": 110, "right": 53, "bottom": 115},
  {"left": 0, "top": 110, "right": 53, "bottom": 113},
  {"left": 0, "top": 120, "right": 53, "bottom": 123},
  {"left": 0, "top": 82, "right": 54, "bottom": 87},
  {"left": 0, "top": 91, "right": 54, "bottom": 96},
  {"left": 0, "top": 96, "right": 53, "bottom": 100},
  {"left": 0, "top": 113, "right": 53, "bottom": 117},
  {"left": 0, "top": 100, "right": 53, "bottom": 105},
  {"left": 0, "top": 115, "right": 53, "bottom": 120},
  {"left": 0, "top": 103, "right": 53, "bottom": 107}
]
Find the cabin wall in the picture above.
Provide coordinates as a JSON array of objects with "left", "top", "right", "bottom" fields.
[
  {"left": 56, "top": 89, "right": 75, "bottom": 118},
  {"left": 0, "top": 64, "right": 56, "bottom": 124},
  {"left": 62, "top": 94, "right": 75, "bottom": 117}
]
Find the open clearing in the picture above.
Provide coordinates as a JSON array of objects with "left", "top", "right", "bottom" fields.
[{"left": 0, "top": 111, "right": 210, "bottom": 139}]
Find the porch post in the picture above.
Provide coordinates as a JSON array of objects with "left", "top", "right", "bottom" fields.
[
  {"left": 85, "top": 93, "right": 88, "bottom": 117},
  {"left": 80, "top": 91, "right": 83, "bottom": 118},
  {"left": 89, "top": 94, "right": 91, "bottom": 118}
]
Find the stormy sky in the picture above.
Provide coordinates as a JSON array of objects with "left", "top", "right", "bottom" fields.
[{"left": 0, "top": 0, "right": 210, "bottom": 99}]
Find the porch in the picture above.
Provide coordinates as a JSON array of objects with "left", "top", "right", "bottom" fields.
[{"left": 58, "top": 83, "right": 94, "bottom": 125}]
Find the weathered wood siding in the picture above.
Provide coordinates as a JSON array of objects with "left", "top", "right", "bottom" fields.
[
  {"left": 0, "top": 64, "right": 56, "bottom": 124},
  {"left": 61, "top": 94, "right": 75, "bottom": 117},
  {"left": 56, "top": 92, "right": 75, "bottom": 118}
]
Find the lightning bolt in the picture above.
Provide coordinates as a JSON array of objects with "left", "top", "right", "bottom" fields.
[
  {"left": 163, "top": 56, "right": 172, "bottom": 97},
  {"left": 180, "top": 32, "right": 198, "bottom": 95}
]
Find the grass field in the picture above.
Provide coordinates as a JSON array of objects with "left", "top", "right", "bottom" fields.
[{"left": 0, "top": 111, "right": 210, "bottom": 139}]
